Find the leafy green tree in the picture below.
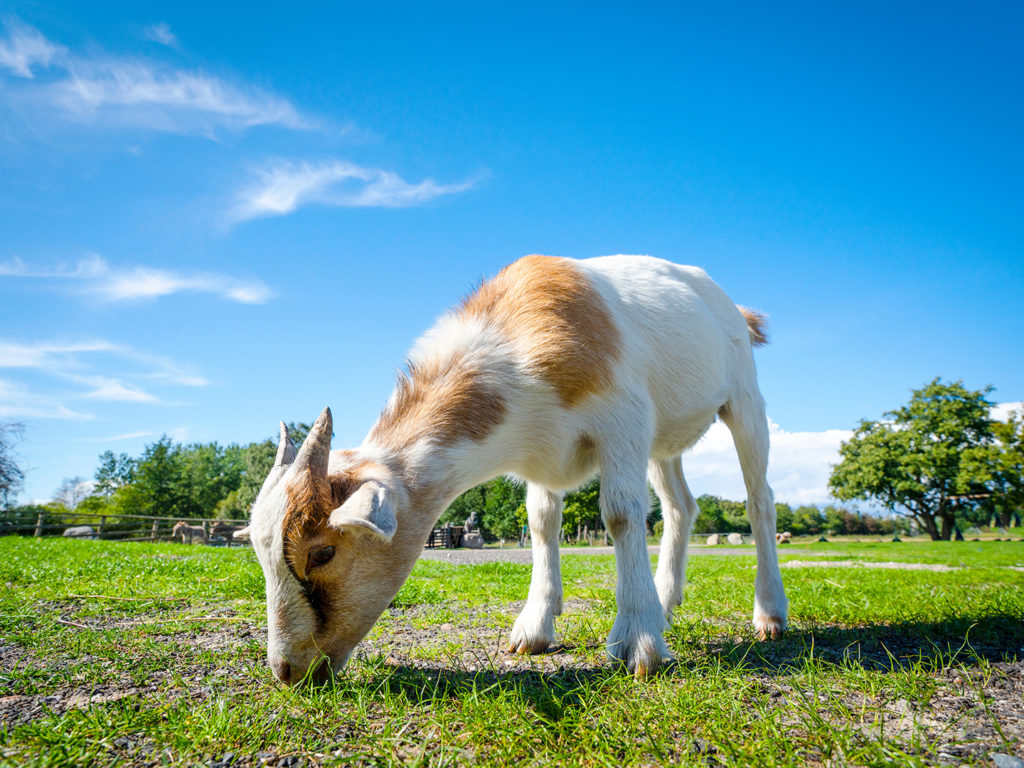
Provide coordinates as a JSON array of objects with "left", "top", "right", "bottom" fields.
[
  {"left": 693, "top": 495, "right": 748, "bottom": 533},
  {"left": 562, "top": 477, "right": 602, "bottom": 539},
  {"left": 790, "top": 505, "right": 824, "bottom": 536},
  {"left": 94, "top": 451, "right": 136, "bottom": 497},
  {"left": 481, "top": 476, "right": 527, "bottom": 540},
  {"left": 829, "top": 379, "right": 996, "bottom": 540},
  {"left": 774, "top": 503, "right": 794, "bottom": 533},
  {"left": 961, "top": 408, "right": 1024, "bottom": 529}
]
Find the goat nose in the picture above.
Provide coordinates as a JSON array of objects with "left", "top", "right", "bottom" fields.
[{"left": 270, "top": 656, "right": 291, "bottom": 684}]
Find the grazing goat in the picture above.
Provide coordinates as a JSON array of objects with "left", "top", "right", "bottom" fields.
[
  {"left": 171, "top": 520, "right": 207, "bottom": 545},
  {"left": 211, "top": 521, "right": 244, "bottom": 540},
  {"left": 237, "top": 255, "right": 788, "bottom": 684}
]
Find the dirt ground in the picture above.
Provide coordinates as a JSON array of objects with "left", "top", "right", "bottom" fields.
[{"left": 2, "top": 596, "right": 1022, "bottom": 767}]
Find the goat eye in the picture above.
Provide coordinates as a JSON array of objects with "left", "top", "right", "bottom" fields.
[{"left": 308, "top": 545, "right": 335, "bottom": 568}]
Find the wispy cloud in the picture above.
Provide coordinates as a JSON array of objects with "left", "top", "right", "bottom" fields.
[
  {"left": 0, "top": 17, "right": 64, "bottom": 78},
  {"left": 0, "top": 379, "right": 92, "bottom": 420},
  {"left": 229, "top": 159, "right": 477, "bottom": 224},
  {"left": 0, "top": 337, "right": 205, "bottom": 418},
  {"left": 0, "top": 338, "right": 206, "bottom": 387},
  {"left": 142, "top": 23, "right": 177, "bottom": 48},
  {"left": 77, "top": 430, "right": 156, "bottom": 443},
  {"left": 70, "top": 375, "right": 160, "bottom": 404},
  {"left": 0, "top": 254, "right": 273, "bottom": 304},
  {"left": 0, "top": 18, "right": 309, "bottom": 135}
]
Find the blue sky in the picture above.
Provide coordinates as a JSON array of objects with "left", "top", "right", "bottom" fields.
[{"left": 1, "top": 1, "right": 1022, "bottom": 506}]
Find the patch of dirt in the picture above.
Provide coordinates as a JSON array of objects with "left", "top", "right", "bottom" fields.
[{"left": 2, "top": 597, "right": 1022, "bottom": 766}]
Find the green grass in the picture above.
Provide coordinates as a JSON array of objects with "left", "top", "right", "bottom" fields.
[{"left": 0, "top": 537, "right": 1022, "bottom": 767}]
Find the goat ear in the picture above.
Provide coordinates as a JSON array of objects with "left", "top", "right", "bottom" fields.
[
  {"left": 233, "top": 526, "right": 251, "bottom": 541},
  {"left": 327, "top": 482, "right": 396, "bottom": 543}
]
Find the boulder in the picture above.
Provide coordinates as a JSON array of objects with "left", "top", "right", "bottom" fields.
[
  {"left": 727, "top": 532, "right": 744, "bottom": 546},
  {"left": 63, "top": 525, "right": 95, "bottom": 539},
  {"left": 462, "top": 532, "right": 485, "bottom": 549},
  {"left": 706, "top": 534, "right": 721, "bottom": 546}
]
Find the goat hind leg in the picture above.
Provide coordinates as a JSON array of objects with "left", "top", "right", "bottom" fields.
[
  {"left": 649, "top": 456, "right": 698, "bottom": 620},
  {"left": 720, "top": 394, "right": 788, "bottom": 639}
]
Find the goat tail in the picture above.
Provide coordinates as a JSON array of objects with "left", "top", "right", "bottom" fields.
[{"left": 737, "top": 306, "right": 769, "bottom": 347}]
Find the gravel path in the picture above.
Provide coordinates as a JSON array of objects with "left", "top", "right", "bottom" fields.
[{"left": 417, "top": 544, "right": 821, "bottom": 565}]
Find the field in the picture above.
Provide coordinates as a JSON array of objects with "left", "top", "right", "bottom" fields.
[{"left": 1, "top": 537, "right": 1022, "bottom": 767}]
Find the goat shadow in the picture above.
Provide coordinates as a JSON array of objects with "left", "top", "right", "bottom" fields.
[{"left": 319, "top": 613, "right": 1023, "bottom": 715}]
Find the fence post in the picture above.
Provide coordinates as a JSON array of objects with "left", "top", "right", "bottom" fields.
[
  {"left": 34, "top": 512, "right": 44, "bottom": 537},
  {"left": 151, "top": 520, "right": 159, "bottom": 542},
  {"left": 98, "top": 516, "right": 106, "bottom": 538}
]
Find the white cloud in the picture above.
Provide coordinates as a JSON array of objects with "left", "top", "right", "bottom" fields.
[
  {"left": 0, "top": 338, "right": 206, "bottom": 387},
  {"left": 0, "top": 338, "right": 206, "bottom": 418},
  {"left": 684, "top": 418, "right": 852, "bottom": 506},
  {"left": 0, "top": 18, "right": 64, "bottom": 78},
  {"left": 229, "top": 159, "right": 476, "bottom": 223},
  {"left": 0, "top": 19, "right": 308, "bottom": 134},
  {"left": 0, "top": 254, "right": 273, "bottom": 304},
  {"left": 142, "top": 23, "right": 177, "bottom": 48},
  {"left": 991, "top": 401, "right": 1023, "bottom": 422},
  {"left": 78, "top": 430, "right": 155, "bottom": 442},
  {"left": 683, "top": 400, "right": 1024, "bottom": 506},
  {"left": 72, "top": 375, "right": 160, "bottom": 404},
  {"left": 0, "top": 379, "right": 92, "bottom": 420}
]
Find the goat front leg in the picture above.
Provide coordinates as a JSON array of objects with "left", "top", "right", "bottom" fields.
[
  {"left": 601, "top": 449, "right": 671, "bottom": 676},
  {"left": 509, "top": 484, "right": 563, "bottom": 654}
]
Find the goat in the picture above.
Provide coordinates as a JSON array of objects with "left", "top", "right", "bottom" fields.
[
  {"left": 236, "top": 254, "right": 788, "bottom": 683},
  {"left": 171, "top": 520, "right": 207, "bottom": 545},
  {"left": 210, "top": 521, "right": 244, "bottom": 540}
]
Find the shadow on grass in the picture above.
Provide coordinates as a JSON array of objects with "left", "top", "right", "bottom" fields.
[
  {"left": 690, "top": 612, "right": 1024, "bottom": 673},
  {"left": 307, "top": 612, "right": 1023, "bottom": 717}
]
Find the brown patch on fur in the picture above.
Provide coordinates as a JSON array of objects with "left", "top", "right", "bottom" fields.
[
  {"left": 459, "top": 255, "right": 620, "bottom": 406},
  {"left": 369, "top": 354, "right": 507, "bottom": 452},
  {"left": 738, "top": 306, "right": 769, "bottom": 347},
  {"left": 281, "top": 462, "right": 374, "bottom": 580}
]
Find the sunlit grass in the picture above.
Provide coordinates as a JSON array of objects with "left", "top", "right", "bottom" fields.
[{"left": 0, "top": 536, "right": 1021, "bottom": 766}]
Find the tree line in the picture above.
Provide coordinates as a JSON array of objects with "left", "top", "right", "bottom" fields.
[{"left": 1, "top": 377, "right": 1020, "bottom": 542}]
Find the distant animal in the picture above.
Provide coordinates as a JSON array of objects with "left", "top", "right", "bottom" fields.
[
  {"left": 235, "top": 255, "right": 788, "bottom": 684},
  {"left": 210, "top": 521, "right": 244, "bottom": 540},
  {"left": 171, "top": 521, "right": 207, "bottom": 545},
  {"left": 706, "top": 533, "right": 721, "bottom": 546},
  {"left": 776, "top": 531, "right": 792, "bottom": 544},
  {"left": 63, "top": 525, "right": 96, "bottom": 539},
  {"left": 727, "top": 532, "right": 744, "bottom": 546}
]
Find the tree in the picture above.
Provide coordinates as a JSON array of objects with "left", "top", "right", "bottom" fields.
[
  {"left": 94, "top": 451, "right": 136, "bottom": 497},
  {"left": 54, "top": 476, "right": 91, "bottom": 510},
  {"left": 962, "top": 408, "right": 1024, "bottom": 529},
  {"left": 0, "top": 422, "right": 25, "bottom": 509},
  {"left": 829, "top": 379, "right": 996, "bottom": 540}
]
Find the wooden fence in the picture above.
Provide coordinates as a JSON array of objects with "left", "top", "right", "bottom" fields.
[{"left": 0, "top": 510, "right": 249, "bottom": 546}]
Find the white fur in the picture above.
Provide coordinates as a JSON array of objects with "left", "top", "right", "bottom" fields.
[{"left": 248, "top": 254, "right": 788, "bottom": 681}]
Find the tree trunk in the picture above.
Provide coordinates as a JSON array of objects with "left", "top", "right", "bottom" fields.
[
  {"left": 939, "top": 513, "right": 953, "bottom": 541},
  {"left": 919, "top": 514, "right": 942, "bottom": 541}
]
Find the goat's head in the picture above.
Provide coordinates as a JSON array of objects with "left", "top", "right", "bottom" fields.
[{"left": 236, "top": 408, "right": 414, "bottom": 685}]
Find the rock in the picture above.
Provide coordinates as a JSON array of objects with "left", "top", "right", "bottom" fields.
[
  {"left": 991, "top": 754, "right": 1024, "bottom": 768},
  {"left": 706, "top": 534, "right": 721, "bottom": 546},
  {"left": 727, "top": 532, "right": 743, "bottom": 546},
  {"left": 62, "top": 525, "right": 96, "bottom": 539},
  {"left": 462, "top": 532, "right": 485, "bottom": 549}
]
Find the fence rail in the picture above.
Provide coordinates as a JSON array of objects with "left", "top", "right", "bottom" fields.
[{"left": 0, "top": 510, "right": 249, "bottom": 546}]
